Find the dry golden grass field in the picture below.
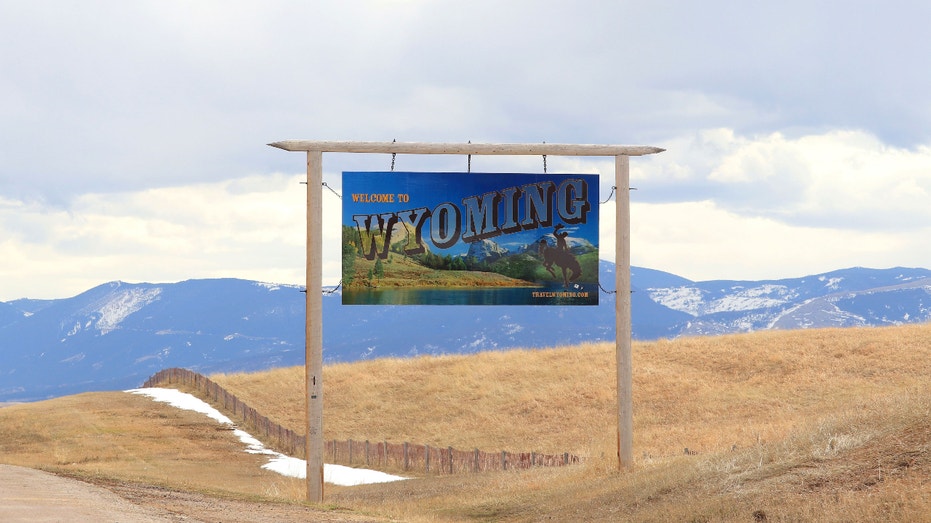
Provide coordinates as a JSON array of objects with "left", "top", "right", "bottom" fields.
[{"left": 3, "top": 323, "right": 931, "bottom": 521}]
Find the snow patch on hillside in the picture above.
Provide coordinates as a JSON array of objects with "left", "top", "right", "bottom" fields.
[
  {"left": 819, "top": 275, "right": 844, "bottom": 290},
  {"left": 503, "top": 323, "right": 523, "bottom": 335},
  {"left": 649, "top": 284, "right": 795, "bottom": 316},
  {"left": 66, "top": 322, "right": 82, "bottom": 337},
  {"left": 95, "top": 287, "right": 162, "bottom": 334},
  {"left": 647, "top": 286, "right": 704, "bottom": 316},
  {"left": 59, "top": 352, "right": 85, "bottom": 363},
  {"left": 255, "top": 281, "right": 304, "bottom": 292},
  {"left": 702, "top": 285, "right": 794, "bottom": 314}
]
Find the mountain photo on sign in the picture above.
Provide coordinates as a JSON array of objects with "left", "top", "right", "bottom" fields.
[{"left": 341, "top": 171, "right": 599, "bottom": 306}]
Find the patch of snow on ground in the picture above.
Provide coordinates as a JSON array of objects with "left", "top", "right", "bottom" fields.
[
  {"left": 651, "top": 284, "right": 796, "bottom": 316},
  {"left": 647, "top": 286, "right": 703, "bottom": 316},
  {"left": 466, "top": 335, "right": 488, "bottom": 349},
  {"left": 702, "top": 285, "right": 793, "bottom": 314},
  {"left": 96, "top": 288, "right": 162, "bottom": 334},
  {"left": 127, "top": 388, "right": 406, "bottom": 486},
  {"left": 59, "top": 352, "right": 85, "bottom": 363},
  {"left": 66, "top": 322, "right": 82, "bottom": 337},
  {"left": 503, "top": 323, "right": 523, "bottom": 335},
  {"left": 256, "top": 281, "right": 309, "bottom": 293}
]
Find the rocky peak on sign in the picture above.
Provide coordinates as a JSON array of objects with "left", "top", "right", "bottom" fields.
[{"left": 466, "top": 238, "right": 509, "bottom": 263}]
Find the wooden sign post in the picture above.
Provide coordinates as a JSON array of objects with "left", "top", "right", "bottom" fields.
[{"left": 269, "top": 140, "right": 664, "bottom": 502}]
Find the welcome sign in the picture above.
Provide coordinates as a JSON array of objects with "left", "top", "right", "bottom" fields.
[{"left": 341, "top": 171, "right": 599, "bottom": 305}]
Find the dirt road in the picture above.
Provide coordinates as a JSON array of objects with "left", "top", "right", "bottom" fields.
[{"left": 0, "top": 464, "right": 385, "bottom": 522}]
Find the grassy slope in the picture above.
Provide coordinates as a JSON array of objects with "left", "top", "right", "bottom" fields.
[
  {"left": 347, "top": 253, "right": 537, "bottom": 289},
  {"left": 0, "top": 392, "right": 304, "bottom": 498},
  {"left": 3, "top": 323, "right": 931, "bottom": 521}
]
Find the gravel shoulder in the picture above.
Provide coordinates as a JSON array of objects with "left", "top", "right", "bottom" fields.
[{"left": 0, "top": 464, "right": 385, "bottom": 523}]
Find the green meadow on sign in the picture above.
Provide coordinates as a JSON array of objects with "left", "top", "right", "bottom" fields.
[{"left": 341, "top": 171, "right": 600, "bottom": 305}]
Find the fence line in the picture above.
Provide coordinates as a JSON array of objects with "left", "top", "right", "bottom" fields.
[{"left": 143, "top": 367, "right": 581, "bottom": 475}]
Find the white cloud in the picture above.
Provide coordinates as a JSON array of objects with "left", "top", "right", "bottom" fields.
[
  {"left": 605, "top": 129, "right": 931, "bottom": 281},
  {"left": 0, "top": 174, "right": 336, "bottom": 300},
  {"left": 627, "top": 200, "right": 930, "bottom": 282},
  {"left": 5, "top": 126, "right": 931, "bottom": 300},
  {"left": 3, "top": 2, "right": 931, "bottom": 298},
  {"left": 637, "top": 129, "right": 931, "bottom": 230}
]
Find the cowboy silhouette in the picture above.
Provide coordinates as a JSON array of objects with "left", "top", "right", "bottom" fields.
[
  {"left": 553, "top": 224, "right": 569, "bottom": 252},
  {"left": 538, "top": 224, "right": 581, "bottom": 289}
]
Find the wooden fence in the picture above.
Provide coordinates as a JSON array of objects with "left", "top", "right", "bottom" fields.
[
  {"left": 143, "top": 367, "right": 306, "bottom": 458},
  {"left": 143, "top": 367, "right": 580, "bottom": 475}
]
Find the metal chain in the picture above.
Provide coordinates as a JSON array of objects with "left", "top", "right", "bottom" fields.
[
  {"left": 542, "top": 141, "right": 547, "bottom": 174},
  {"left": 390, "top": 138, "right": 396, "bottom": 171},
  {"left": 599, "top": 186, "right": 637, "bottom": 204},
  {"left": 303, "top": 281, "right": 343, "bottom": 295},
  {"left": 467, "top": 140, "right": 471, "bottom": 173},
  {"left": 600, "top": 186, "right": 617, "bottom": 203},
  {"left": 322, "top": 181, "right": 341, "bottom": 199},
  {"left": 323, "top": 280, "right": 342, "bottom": 294},
  {"left": 597, "top": 184, "right": 638, "bottom": 294}
]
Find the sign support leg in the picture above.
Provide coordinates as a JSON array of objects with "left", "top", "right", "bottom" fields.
[
  {"left": 615, "top": 154, "right": 634, "bottom": 469},
  {"left": 306, "top": 150, "right": 324, "bottom": 501}
]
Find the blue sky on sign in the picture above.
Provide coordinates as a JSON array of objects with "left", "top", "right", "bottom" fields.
[
  {"left": 1, "top": 1, "right": 930, "bottom": 299},
  {"left": 342, "top": 171, "right": 599, "bottom": 257}
]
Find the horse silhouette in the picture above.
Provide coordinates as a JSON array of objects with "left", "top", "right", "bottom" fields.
[{"left": 538, "top": 240, "right": 582, "bottom": 289}]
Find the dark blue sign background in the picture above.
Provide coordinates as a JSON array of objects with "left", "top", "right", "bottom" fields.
[{"left": 342, "top": 171, "right": 599, "bottom": 305}]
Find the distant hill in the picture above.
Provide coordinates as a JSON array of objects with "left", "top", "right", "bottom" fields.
[
  {"left": 643, "top": 267, "right": 931, "bottom": 336},
  {"left": 1, "top": 263, "right": 930, "bottom": 401}
]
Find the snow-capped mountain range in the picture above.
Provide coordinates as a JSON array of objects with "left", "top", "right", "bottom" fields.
[
  {"left": 466, "top": 238, "right": 510, "bottom": 263},
  {"left": 464, "top": 233, "right": 596, "bottom": 263},
  {"left": 2, "top": 263, "right": 930, "bottom": 402},
  {"left": 647, "top": 267, "right": 931, "bottom": 336}
]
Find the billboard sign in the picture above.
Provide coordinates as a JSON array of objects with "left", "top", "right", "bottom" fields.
[{"left": 341, "top": 171, "right": 599, "bottom": 305}]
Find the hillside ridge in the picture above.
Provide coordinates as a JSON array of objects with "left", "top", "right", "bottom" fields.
[{"left": 2, "top": 264, "right": 931, "bottom": 402}]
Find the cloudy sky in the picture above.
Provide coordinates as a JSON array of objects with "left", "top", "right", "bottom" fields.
[{"left": 2, "top": 1, "right": 930, "bottom": 300}]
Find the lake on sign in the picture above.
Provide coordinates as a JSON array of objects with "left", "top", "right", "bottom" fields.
[{"left": 341, "top": 283, "right": 599, "bottom": 306}]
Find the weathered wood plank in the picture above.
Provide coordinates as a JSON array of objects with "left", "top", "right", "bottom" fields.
[
  {"left": 305, "top": 150, "right": 324, "bottom": 503},
  {"left": 615, "top": 154, "right": 633, "bottom": 469},
  {"left": 268, "top": 140, "right": 664, "bottom": 157}
]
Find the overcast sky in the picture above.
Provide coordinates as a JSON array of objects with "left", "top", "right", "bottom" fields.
[{"left": 2, "top": 1, "right": 930, "bottom": 300}]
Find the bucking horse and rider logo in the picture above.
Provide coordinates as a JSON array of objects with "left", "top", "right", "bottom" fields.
[{"left": 538, "top": 223, "right": 583, "bottom": 289}]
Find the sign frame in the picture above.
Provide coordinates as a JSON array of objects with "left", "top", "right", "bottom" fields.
[{"left": 269, "top": 140, "right": 664, "bottom": 502}]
